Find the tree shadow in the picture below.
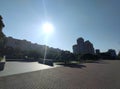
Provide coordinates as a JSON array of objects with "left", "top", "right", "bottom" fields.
[
  {"left": 57, "top": 63, "right": 86, "bottom": 69},
  {"left": 96, "top": 60, "right": 109, "bottom": 64},
  {"left": 84, "top": 60, "right": 109, "bottom": 64}
]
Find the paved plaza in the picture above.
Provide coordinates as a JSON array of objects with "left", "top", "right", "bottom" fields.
[
  {"left": 0, "top": 60, "right": 120, "bottom": 89},
  {"left": 0, "top": 62, "right": 53, "bottom": 77}
]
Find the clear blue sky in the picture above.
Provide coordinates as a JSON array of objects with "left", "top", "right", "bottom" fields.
[{"left": 0, "top": 0, "right": 120, "bottom": 53}]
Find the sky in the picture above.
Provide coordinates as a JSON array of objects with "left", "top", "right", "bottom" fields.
[{"left": 0, "top": 0, "right": 120, "bottom": 53}]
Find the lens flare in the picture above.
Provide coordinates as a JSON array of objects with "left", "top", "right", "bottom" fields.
[{"left": 42, "top": 22, "right": 54, "bottom": 35}]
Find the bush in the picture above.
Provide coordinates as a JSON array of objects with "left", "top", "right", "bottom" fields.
[
  {"left": 38, "top": 59, "right": 53, "bottom": 66},
  {"left": 99, "top": 53, "right": 117, "bottom": 60},
  {"left": 0, "top": 57, "right": 3, "bottom": 61},
  {"left": 80, "top": 54, "right": 99, "bottom": 60}
]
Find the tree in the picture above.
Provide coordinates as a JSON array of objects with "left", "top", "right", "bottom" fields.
[
  {"left": 80, "top": 53, "right": 99, "bottom": 61},
  {"left": 0, "top": 15, "right": 5, "bottom": 39},
  {"left": 75, "top": 53, "right": 82, "bottom": 63},
  {"left": 118, "top": 51, "right": 120, "bottom": 59},
  {"left": 60, "top": 51, "right": 73, "bottom": 65},
  {"left": 0, "top": 15, "right": 6, "bottom": 57}
]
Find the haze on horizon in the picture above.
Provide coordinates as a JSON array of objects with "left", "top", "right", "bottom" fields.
[{"left": 0, "top": 0, "right": 120, "bottom": 53}]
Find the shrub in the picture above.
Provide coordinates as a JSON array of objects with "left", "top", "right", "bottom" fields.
[
  {"left": 0, "top": 57, "right": 3, "bottom": 61},
  {"left": 81, "top": 54, "right": 99, "bottom": 60}
]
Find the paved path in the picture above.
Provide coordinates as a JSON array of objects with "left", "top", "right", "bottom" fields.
[
  {"left": 0, "top": 60, "right": 120, "bottom": 89},
  {"left": 0, "top": 62, "right": 52, "bottom": 77}
]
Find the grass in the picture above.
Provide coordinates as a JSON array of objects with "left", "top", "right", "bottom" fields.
[
  {"left": 0, "top": 57, "right": 3, "bottom": 61},
  {"left": 55, "top": 60, "right": 100, "bottom": 65},
  {"left": 54, "top": 62, "right": 64, "bottom": 65},
  {"left": 0, "top": 57, "right": 5, "bottom": 62},
  {"left": 54, "top": 61, "right": 81, "bottom": 66}
]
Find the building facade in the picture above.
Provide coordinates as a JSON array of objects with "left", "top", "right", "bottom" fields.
[
  {"left": 5, "top": 37, "right": 45, "bottom": 52},
  {"left": 95, "top": 49, "right": 100, "bottom": 54},
  {"left": 73, "top": 37, "right": 94, "bottom": 54}
]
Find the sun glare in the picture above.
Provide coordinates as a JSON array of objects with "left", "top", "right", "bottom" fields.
[{"left": 42, "top": 22, "right": 54, "bottom": 35}]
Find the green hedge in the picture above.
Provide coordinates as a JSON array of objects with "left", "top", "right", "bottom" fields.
[{"left": 0, "top": 57, "right": 3, "bottom": 61}]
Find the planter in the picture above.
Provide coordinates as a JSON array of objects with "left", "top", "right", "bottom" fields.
[
  {"left": 38, "top": 59, "right": 53, "bottom": 66},
  {"left": 0, "top": 62, "right": 5, "bottom": 71},
  {"left": 0, "top": 58, "right": 6, "bottom": 71}
]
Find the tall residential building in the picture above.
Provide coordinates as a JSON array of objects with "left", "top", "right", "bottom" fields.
[
  {"left": 77, "top": 38, "right": 85, "bottom": 53},
  {"left": 95, "top": 49, "right": 100, "bottom": 54},
  {"left": 72, "top": 37, "right": 94, "bottom": 54},
  {"left": 73, "top": 44, "right": 78, "bottom": 54},
  {"left": 84, "top": 40, "right": 94, "bottom": 54}
]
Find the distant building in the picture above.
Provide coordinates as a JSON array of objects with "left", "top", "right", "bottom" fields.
[
  {"left": 4, "top": 37, "right": 44, "bottom": 52},
  {"left": 73, "top": 44, "right": 78, "bottom": 54},
  {"left": 84, "top": 40, "right": 94, "bottom": 54},
  {"left": 96, "top": 49, "right": 100, "bottom": 54},
  {"left": 77, "top": 38, "right": 85, "bottom": 53},
  {"left": 3, "top": 37, "right": 62, "bottom": 56},
  {"left": 73, "top": 37, "right": 94, "bottom": 54}
]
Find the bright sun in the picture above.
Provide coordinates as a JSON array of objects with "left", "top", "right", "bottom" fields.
[{"left": 42, "top": 22, "right": 54, "bottom": 35}]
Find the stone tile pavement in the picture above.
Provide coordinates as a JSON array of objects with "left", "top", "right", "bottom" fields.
[{"left": 0, "top": 60, "right": 120, "bottom": 89}]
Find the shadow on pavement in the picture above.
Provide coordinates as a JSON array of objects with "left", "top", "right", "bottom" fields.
[
  {"left": 84, "top": 60, "right": 109, "bottom": 64},
  {"left": 57, "top": 63, "right": 86, "bottom": 69}
]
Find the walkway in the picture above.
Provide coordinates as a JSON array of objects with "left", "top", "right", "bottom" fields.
[{"left": 0, "top": 62, "right": 52, "bottom": 77}]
